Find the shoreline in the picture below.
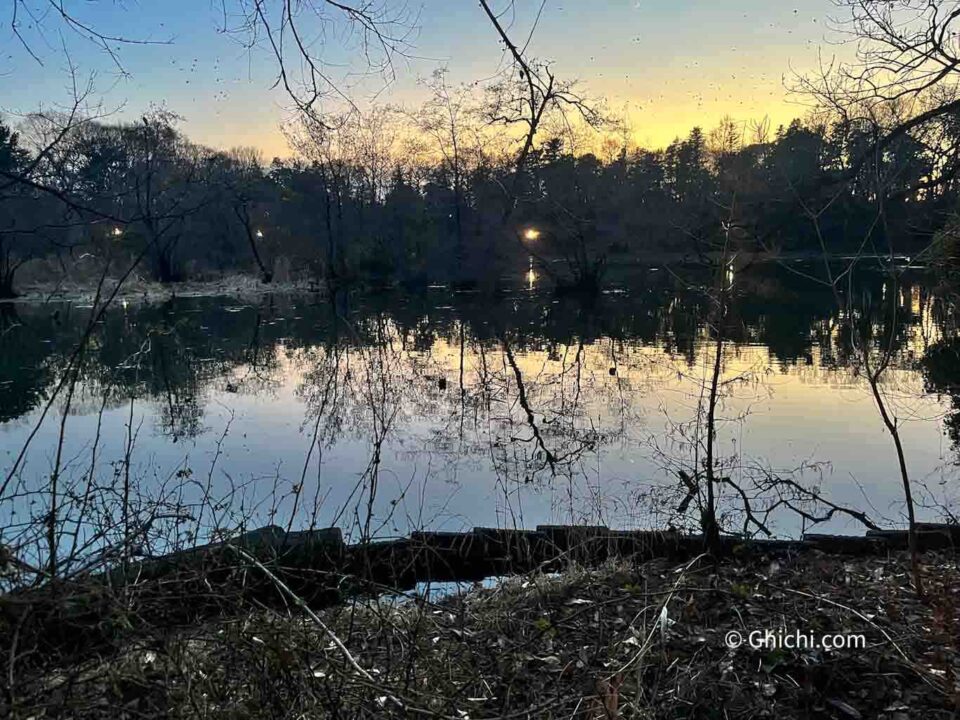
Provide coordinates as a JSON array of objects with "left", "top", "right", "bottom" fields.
[
  {"left": 1, "top": 252, "right": 935, "bottom": 307},
  {"left": 0, "top": 275, "right": 324, "bottom": 306}
]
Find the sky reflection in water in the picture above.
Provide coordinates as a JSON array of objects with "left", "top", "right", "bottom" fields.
[{"left": 1, "top": 265, "right": 957, "bottom": 544}]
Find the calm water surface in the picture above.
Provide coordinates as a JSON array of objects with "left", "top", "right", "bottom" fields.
[{"left": 2, "top": 264, "right": 958, "bottom": 545}]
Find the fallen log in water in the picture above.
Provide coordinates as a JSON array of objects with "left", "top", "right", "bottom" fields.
[{"left": 1, "top": 522, "right": 957, "bottom": 667}]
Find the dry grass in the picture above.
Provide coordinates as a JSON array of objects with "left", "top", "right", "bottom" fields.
[{"left": 6, "top": 550, "right": 960, "bottom": 719}]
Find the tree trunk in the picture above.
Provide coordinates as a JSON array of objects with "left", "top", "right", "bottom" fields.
[
  {"left": 0, "top": 270, "right": 17, "bottom": 299},
  {"left": 235, "top": 205, "right": 272, "bottom": 284},
  {"left": 868, "top": 372, "right": 924, "bottom": 596},
  {"left": 703, "top": 328, "right": 724, "bottom": 556},
  {"left": 0, "top": 247, "right": 19, "bottom": 299}
]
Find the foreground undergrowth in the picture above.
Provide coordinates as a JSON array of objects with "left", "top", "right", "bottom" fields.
[{"left": 10, "top": 550, "right": 960, "bottom": 719}]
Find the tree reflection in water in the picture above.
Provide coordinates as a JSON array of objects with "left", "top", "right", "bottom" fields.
[{"left": 1, "top": 264, "right": 957, "bottom": 555}]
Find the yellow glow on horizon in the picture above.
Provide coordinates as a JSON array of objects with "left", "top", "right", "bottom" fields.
[{"left": 186, "top": 89, "right": 811, "bottom": 162}]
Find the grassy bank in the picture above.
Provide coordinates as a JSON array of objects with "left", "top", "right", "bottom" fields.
[{"left": 10, "top": 550, "right": 959, "bottom": 719}]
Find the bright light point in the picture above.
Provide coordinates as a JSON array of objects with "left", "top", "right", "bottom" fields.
[
  {"left": 524, "top": 228, "right": 540, "bottom": 241},
  {"left": 112, "top": 227, "right": 123, "bottom": 238},
  {"left": 255, "top": 229, "right": 264, "bottom": 239}
]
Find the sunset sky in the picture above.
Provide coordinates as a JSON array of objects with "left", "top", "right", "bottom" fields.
[{"left": 1, "top": 0, "right": 852, "bottom": 158}]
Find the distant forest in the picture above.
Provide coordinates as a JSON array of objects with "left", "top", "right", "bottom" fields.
[{"left": 2, "top": 100, "right": 959, "bottom": 298}]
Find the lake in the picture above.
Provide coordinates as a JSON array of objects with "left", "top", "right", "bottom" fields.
[{"left": 2, "top": 262, "right": 958, "bottom": 553}]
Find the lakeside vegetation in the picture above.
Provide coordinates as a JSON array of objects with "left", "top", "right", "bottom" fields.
[{"left": 9, "top": 551, "right": 959, "bottom": 718}]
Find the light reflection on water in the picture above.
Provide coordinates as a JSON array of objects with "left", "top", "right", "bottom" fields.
[{"left": 0, "top": 265, "right": 958, "bottom": 548}]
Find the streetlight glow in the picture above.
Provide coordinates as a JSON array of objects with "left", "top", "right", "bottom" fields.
[{"left": 524, "top": 228, "right": 540, "bottom": 241}]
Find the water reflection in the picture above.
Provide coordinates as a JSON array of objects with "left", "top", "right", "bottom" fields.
[
  {"left": 526, "top": 258, "right": 537, "bottom": 291},
  {"left": 1, "top": 264, "right": 957, "bottom": 543}
]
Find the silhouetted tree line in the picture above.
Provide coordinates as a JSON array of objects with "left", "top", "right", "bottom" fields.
[{"left": 2, "top": 106, "right": 959, "bottom": 298}]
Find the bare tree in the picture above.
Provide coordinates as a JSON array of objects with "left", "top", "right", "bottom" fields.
[
  {"left": 224, "top": 0, "right": 417, "bottom": 120},
  {"left": 476, "top": 0, "right": 604, "bottom": 288},
  {"left": 218, "top": 147, "right": 276, "bottom": 283},
  {"left": 799, "top": 0, "right": 960, "bottom": 195},
  {"left": 415, "top": 69, "right": 479, "bottom": 281},
  {"left": 479, "top": 0, "right": 603, "bottom": 209},
  {"left": 786, "top": 0, "right": 960, "bottom": 596}
]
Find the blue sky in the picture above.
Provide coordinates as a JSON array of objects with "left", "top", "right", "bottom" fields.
[{"left": 0, "top": 0, "right": 847, "bottom": 156}]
